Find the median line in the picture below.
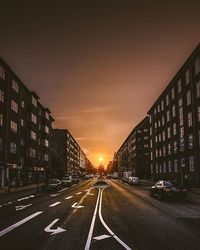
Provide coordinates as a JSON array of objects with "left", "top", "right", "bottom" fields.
[{"left": 49, "top": 202, "right": 61, "bottom": 207}]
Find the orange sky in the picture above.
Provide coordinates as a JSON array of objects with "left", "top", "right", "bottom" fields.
[{"left": 1, "top": 1, "right": 200, "bottom": 166}]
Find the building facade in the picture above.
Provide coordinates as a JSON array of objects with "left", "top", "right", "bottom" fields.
[
  {"left": 148, "top": 44, "right": 200, "bottom": 186},
  {"left": 0, "top": 57, "right": 54, "bottom": 188},
  {"left": 117, "top": 117, "right": 150, "bottom": 178},
  {"left": 52, "top": 129, "right": 86, "bottom": 176}
]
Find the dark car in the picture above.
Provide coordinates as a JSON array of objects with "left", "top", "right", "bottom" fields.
[
  {"left": 71, "top": 175, "right": 80, "bottom": 184},
  {"left": 61, "top": 176, "right": 72, "bottom": 187},
  {"left": 46, "top": 179, "right": 62, "bottom": 192},
  {"left": 150, "top": 180, "right": 187, "bottom": 200}
]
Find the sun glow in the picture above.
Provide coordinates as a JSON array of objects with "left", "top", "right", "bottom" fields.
[{"left": 98, "top": 156, "right": 104, "bottom": 162}]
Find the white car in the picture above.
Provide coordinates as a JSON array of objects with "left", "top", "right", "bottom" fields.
[{"left": 128, "top": 177, "right": 140, "bottom": 185}]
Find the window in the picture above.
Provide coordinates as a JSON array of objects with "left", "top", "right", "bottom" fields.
[
  {"left": 162, "top": 131, "right": 166, "bottom": 141},
  {"left": 188, "top": 112, "right": 192, "bottom": 127},
  {"left": 180, "top": 127, "right": 184, "bottom": 140},
  {"left": 21, "top": 100, "right": 25, "bottom": 108},
  {"left": 11, "top": 100, "right": 18, "bottom": 113},
  {"left": 189, "top": 156, "right": 195, "bottom": 172},
  {"left": 44, "top": 153, "right": 49, "bottom": 161},
  {"left": 10, "top": 142, "right": 17, "bottom": 154},
  {"left": 178, "top": 80, "right": 182, "bottom": 93},
  {"left": 12, "top": 79, "right": 19, "bottom": 93},
  {"left": 181, "top": 158, "right": 185, "bottom": 167},
  {"left": 45, "top": 125, "right": 49, "bottom": 134},
  {"left": 20, "top": 119, "right": 24, "bottom": 127},
  {"left": 155, "top": 122, "right": 157, "bottom": 129},
  {"left": 163, "top": 162, "right": 166, "bottom": 173},
  {"left": 161, "top": 115, "right": 165, "bottom": 126},
  {"left": 149, "top": 115, "right": 152, "bottom": 123},
  {"left": 163, "top": 146, "right": 166, "bottom": 156},
  {"left": 173, "top": 123, "right": 177, "bottom": 135},
  {"left": 44, "top": 139, "right": 49, "bottom": 148},
  {"left": 0, "top": 138, "right": 2, "bottom": 151},
  {"left": 195, "top": 56, "right": 200, "bottom": 75},
  {"left": 157, "top": 104, "right": 160, "bottom": 113},
  {"left": 150, "top": 127, "right": 152, "bottom": 136},
  {"left": 159, "top": 164, "right": 162, "bottom": 173},
  {"left": 179, "top": 106, "right": 183, "bottom": 126},
  {"left": 179, "top": 98, "right": 183, "bottom": 107},
  {"left": 20, "top": 138, "right": 25, "bottom": 146},
  {"left": 159, "top": 133, "right": 161, "bottom": 142},
  {"left": 0, "top": 89, "right": 4, "bottom": 103},
  {"left": 32, "top": 96, "right": 37, "bottom": 107},
  {"left": 168, "top": 161, "right": 172, "bottom": 172},
  {"left": 30, "top": 131, "right": 36, "bottom": 141},
  {"left": 151, "top": 164, "right": 153, "bottom": 174},
  {"left": 31, "top": 113, "right": 37, "bottom": 124},
  {"left": 158, "top": 119, "right": 161, "bottom": 127},
  {"left": 0, "top": 114, "right": 3, "bottom": 126},
  {"left": 172, "top": 105, "right": 176, "bottom": 117},
  {"left": 173, "top": 141, "right": 177, "bottom": 154},
  {"left": 45, "top": 111, "right": 49, "bottom": 120},
  {"left": 171, "top": 87, "right": 175, "bottom": 100},
  {"left": 186, "top": 90, "right": 191, "bottom": 105},
  {"left": 188, "top": 134, "right": 194, "bottom": 149},
  {"left": 161, "top": 100, "right": 164, "bottom": 111},
  {"left": 29, "top": 148, "right": 36, "bottom": 158},
  {"left": 166, "top": 94, "right": 169, "bottom": 105},
  {"left": 174, "top": 159, "right": 178, "bottom": 172},
  {"left": 166, "top": 110, "right": 170, "bottom": 122},
  {"left": 10, "top": 120, "right": 17, "bottom": 133},
  {"left": 156, "top": 163, "right": 158, "bottom": 173},
  {"left": 197, "top": 82, "right": 200, "bottom": 98},
  {"left": 168, "top": 143, "right": 171, "bottom": 155},
  {"left": 167, "top": 127, "right": 171, "bottom": 139},
  {"left": 150, "top": 139, "right": 153, "bottom": 148},
  {"left": 0, "top": 65, "right": 5, "bottom": 80},
  {"left": 185, "top": 69, "right": 190, "bottom": 85}
]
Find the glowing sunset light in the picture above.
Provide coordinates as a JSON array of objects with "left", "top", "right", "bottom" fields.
[{"left": 98, "top": 156, "right": 104, "bottom": 162}]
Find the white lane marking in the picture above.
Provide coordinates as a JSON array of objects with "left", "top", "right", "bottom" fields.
[
  {"left": 84, "top": 189, "right": 90, "bottom": 192},
  {"left": 71, "top": 202, "right": 84, "bottom": 209},
  {"left": 0, "top": 211, "right": 43, "bottom": 237},
  {"left": 44, "top": 219, "right": 66, "bottom": 235},
  {"left": 15, "top": 204, "right": 32, "bottom": 211},
  {"left": 76, "top": 192, "right": 82, "bottom": 195},
  {"left": 49, "top": 202, "right": 61, "bottom": 207},
  {"left": 93, "top": 234, "right": 111, "bottom": 241},
  {"left": 58, "top": 187, "right": 69, "bottom": 193},
  {"left": 65, "top": 196, "right": 73, "bottom": 200},
  {"left": 84, "top": 189, "right": 101, "bottom": 250},
  {"left": 17, "top": 195, "right": 35, "bottom": 202},
  {"left": 50, "top": 194, "right": 59, "bottom": 197},
  {"left": 99, "top": 189, "right": 132, "bottom": 250}
]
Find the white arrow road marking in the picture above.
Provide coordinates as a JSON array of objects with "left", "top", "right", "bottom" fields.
[
  {"left": 49, "top": 202, "right": 61, "bottom": 207},
  {"left": 76, "top": 192, "right": 82, "bottom": 195},
  {"left": 84, "top": 189, "right": 90, "bottom": 192},
  {"left": 50, "top": 194, "right": 59, "bottom": 197},
  {"left": 65, "top": 196, "right": 73, "bottom": 200},
  {"left": 17, "top": 195, "right": 35, "bottom": 202},
  {"left": 93, "top": 234, "right": 111, "bottom": 241},
  {"left": 71, "top": 202, "right": 84, "bottom": 209},
  {"left": 15, "top": 204, "right": 32, "bottom": 211},
  {"left": 0, "top": 211, "right": 43, "bottom": 237},
  {"left": 44, "top": 219, "right": 66, "bottom": 235}
]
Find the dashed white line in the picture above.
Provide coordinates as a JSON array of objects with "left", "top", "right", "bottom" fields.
[
  {"left": 0, "top": 211, "right": 43, "bottom": 237},
  {"left": 76, "top": 192, "right": 82, "bottom": 195},
  {"left": 49, "top": 202, "right": 61, "bottom": 207},
  {"left": 17, "top": 195, "right": 35, "bottom": 201},
  {"left": 58, "top": 187, "right": 69, "bottom": 193},
  {"left": 65, "top": 196, "right": 73, "bottom": 200}
]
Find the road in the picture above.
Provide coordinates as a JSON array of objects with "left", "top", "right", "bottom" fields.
[{"left": 0, "top": 178, "right": 200, "bottom": 250}]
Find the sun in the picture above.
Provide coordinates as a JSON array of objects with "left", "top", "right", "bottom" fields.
[{"left": 98, "top": 156, "right": 104, "bottom": 162}]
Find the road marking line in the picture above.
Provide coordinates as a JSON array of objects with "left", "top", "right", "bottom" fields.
[
  {"left": 93, "top": 234, "right": 111, "bottom": 240},
  {"left": 76, "top": 192, "right": 82, "bottom": 195},
  {"left": 15, "top": 204, "right": 32, "bottom": 211},
  {"left": 49, "top": 202, "right": 61, "bottom": 207},
  {"left": 99, "top": 189, "right": 132, "bottom": 250},
  {"left": 84, "top": 189, "right": 101, "bottom": 250},
  {"left": 65, "top": 196, "right": 73, "bottom": 200},
  {"left": 50, "top": 194, "right": 59, "bottom": 197},
  {"left": 17, "top": 195, "right": 35, "bottom": 201},
  {"left": 0, "top": 211, "right": 43, "bottom": 237},
  {"left": 58, "top": 187, "right": 69, "bottom": 193},
  {"left": 71, "top": 202, "right": 84, "bottom": 209},
  {"left": 44, "top": 219, "right": 66, "bottom": 235}
]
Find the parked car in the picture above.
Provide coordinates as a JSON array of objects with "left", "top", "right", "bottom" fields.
[
  {"left": 61, "top": 176, "right": 72, "bottom": 187},
  {"left": 150, "top": 180, "right": 187, "bottom": 199},
  {"left": 46, "top": 179, "right": 62, "bottom": 192},
  {"left": 128, "top": 176, "right": 140, "bottom": 185},
  {"left": 71, "top": 175, "right": 80, "bottom": 184}
]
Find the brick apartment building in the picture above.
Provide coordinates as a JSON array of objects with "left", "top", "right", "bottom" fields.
[
  {"left": 117, "top": 117, "right": 150, "bottom": 178},
  {"left": 148, "top": 44, "right": 200, "bottom": 186},
  {"left": 0, "top": 58, "right": 54, "bottom": 188}
]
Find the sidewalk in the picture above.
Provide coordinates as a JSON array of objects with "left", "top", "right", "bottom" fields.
[{"left": 0, "top": 183, "right": 45, "bottom": 204}]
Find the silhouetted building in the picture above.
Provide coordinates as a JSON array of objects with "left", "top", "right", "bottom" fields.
[
  {"left": 148, "top": 44, "right": 200, "bottom": 186},
  {"left": 0, "top": 57, "right": 54, "bottom": 188},
  {"left": 117, "top": 117, "right": 150, "bottom": 178}
]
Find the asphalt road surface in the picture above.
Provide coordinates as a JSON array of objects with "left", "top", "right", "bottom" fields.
[{"left": 0, "top": 178, "right": 200, "bottom": 250}]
